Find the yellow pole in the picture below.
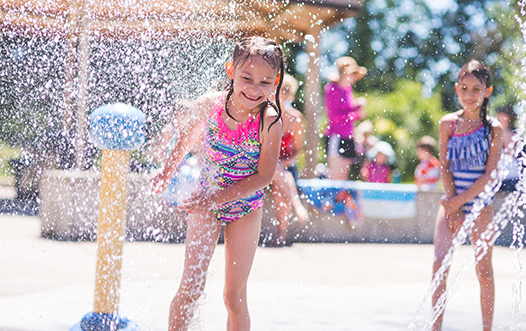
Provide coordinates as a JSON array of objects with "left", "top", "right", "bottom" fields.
[{"left": 93, "top": 149, "right": 130, "bottom": 314}]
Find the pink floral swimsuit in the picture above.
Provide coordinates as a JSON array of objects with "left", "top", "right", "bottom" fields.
[{"left": 199, "top": 97, "right": 263, "bottom": 224}]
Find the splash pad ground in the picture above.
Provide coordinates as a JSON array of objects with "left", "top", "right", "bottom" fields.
[{"left": 1, "top": 214, "right": 525, "bottom": 331}]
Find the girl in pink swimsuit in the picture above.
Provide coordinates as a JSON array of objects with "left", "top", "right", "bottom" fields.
[{"left": 151, "top": 36, "right": 285, "bottom": 331}]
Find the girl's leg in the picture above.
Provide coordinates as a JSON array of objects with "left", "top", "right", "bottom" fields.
[
  {"left": 284, "top": 170, "right": 309, "bottom": 224},
  {"left": 432, "top": 205, "right": 456, "bottom": 331},
  {"left": 223, "top": 209, "right": 262, "bottom": 331},
  {"left": 271, "top": 169, "right": 292, "bottom": 244},
  {"left": 470, "top": 206, "right": 495, "bottom": 331},
  {"left": 327, "top": 154, "right": 352, "bottom": 180},
  {"left": 169, "top": 211, "right": 221, "bottom": 331}
]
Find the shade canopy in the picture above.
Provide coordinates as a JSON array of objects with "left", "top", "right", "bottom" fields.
[
  {"left": 0, "top": 0, "right": 362, "bottom": 41},
  {"left": 1, "top": 0, "right": 364, "bottom": 174}
]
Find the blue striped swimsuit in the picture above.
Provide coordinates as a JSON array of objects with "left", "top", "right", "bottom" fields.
[{"left": 446, "top": 118, "right": 495, "bottom": 213}]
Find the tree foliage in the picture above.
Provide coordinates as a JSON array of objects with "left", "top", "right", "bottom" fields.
[
  {"left": 288, "top": 0, "right": 524, "bottom": 182},
  {"left": 361, "top": 79, "right": 446, "bottom": 182},
  {"left": 327, "top": 0, "right": 522, "bottom": 111}
]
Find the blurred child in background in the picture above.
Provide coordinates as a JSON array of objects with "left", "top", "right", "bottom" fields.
[
  {"left": 355, "top": 120, "right": 380, "bottom": 174},
  {"left": 269, "top": 74, "right": 309, "bottom": 247},
  {"left": 360, "top": 141, "right": 396, "bottom": 183},
  {"left": 414, "top": 136, "right": 440, "bottom": 191}
]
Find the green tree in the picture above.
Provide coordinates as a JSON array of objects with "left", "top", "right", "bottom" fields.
[
  {"left": 362, "top": 79, "right": 446, "bottom": 182},
  {"left": 325, "top": 0, "right": 521, "bottom": 110},
  {"left": 487, "top": 0, "right": 525, "bottom": 109}
]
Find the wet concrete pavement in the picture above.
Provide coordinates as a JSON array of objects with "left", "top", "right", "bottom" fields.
[{"left": 1, "top": 214, "right": 525, "bottom": 331}]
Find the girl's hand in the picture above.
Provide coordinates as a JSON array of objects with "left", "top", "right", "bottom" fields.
[
  {"left": 446, "top": 209, "right": 465, "bottom": 233},
  {"left": 177, "top": 189, "right": 218, "bottom": 214},
  {"left": 441, "top": 197, "right": 465, "bottom": 233},
  {"left": 150, "top": 168, "right": 171, "bottom": 194},
  {"left": 440, "top": 196, "right": 461, "bottom": 216}
]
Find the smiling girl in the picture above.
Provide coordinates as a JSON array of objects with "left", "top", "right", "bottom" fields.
[
  {"left": 431, "top": 60, "right": 503, "bottom": 331},
  {"left": 151, "top": 36, "right": 285, "bottom": 331}
]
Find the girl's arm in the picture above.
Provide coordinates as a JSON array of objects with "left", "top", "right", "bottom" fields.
[
  {"left": 280, "top": 111, "right": 305, "bottom": 168},
  {"left": 438, "top": 113, "right": 465, "bottom": 231},
  {"left": 438, "top": 115, "right": 457, "bottom": 200},
  {"left": 218, "top": 113, "right": 283, "bottom": 203},
  {"left": 360, "top": 160, "right": 371, "bottom": 182},
  {"left": 179, "top": 109, "right": 283, "bottom": 212},
  {"left": 151, "top": 92, "right": 221, "bottom": 194},
  {"left": 442, "top": 120, "right": 504, "bottom": 214}
]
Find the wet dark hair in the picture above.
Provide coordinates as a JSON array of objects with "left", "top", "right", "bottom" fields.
[
  {"left": 224, "top": 36, "right": 286, "bottom": 133},
  {"left": 457, "top": 60, "right": 493, "bottom": 141}
]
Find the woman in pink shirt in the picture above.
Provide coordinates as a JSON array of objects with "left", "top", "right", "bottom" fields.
[{"left": 324, "top": 56, "right": 367, "bottom": 180}]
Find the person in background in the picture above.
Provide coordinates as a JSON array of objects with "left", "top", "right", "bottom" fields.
[
  {"left": 360, "top": 140, "right": 396, "bottom": 183},
  {"left": 269, "top": 74, "right": 309, "bottom": 247},
  {"left": 414, "top": 136, "right": 440, "bottom": 191},
  {"left": 323, "top": 56, "right": 367, "bottom": 180},
  {"left": 355, "top": 119, "right": 379, "bottom": 171},
  {"left": 355, "top": 120, "right": 379, "bottom": 160},
  {"left": 496, "top": 105, "right": 521, "bottom": 191}
]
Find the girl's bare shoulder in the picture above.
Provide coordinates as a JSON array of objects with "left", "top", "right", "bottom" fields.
[
  {"left": 196, "top": 92, "right": 222, "bottom": 109},
  {"left": 259, "top": 104, "right": 282, "bottom": 139},
  {"left": 439, "top": 111, "right": 461, "bottom": 126},
  {"left": 264, "top": 102, "right": 279, "bottom": 117},
  {"left": 194, "top": 92, "right": 223, "bottom": 118},
  {"left": 490, "top": 116, "right": 503, "bottom": 128}
]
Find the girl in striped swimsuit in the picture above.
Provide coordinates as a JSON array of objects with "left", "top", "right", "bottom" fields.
[
  {"left": 431, "top": 60, "right": 503, "bottom": 331},
  {"left": 151, "top": 36, "right": 285, "bottom": 330}
]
